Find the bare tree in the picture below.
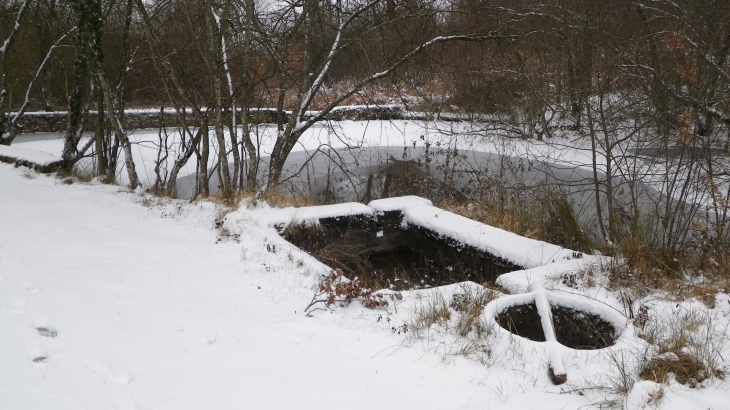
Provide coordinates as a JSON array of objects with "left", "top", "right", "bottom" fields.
[
  {"left": 263, "top": 0, "right": 499, "bottom": 190},
  {"left": 0, "top": 0, "right": 34, "bottom": 146}
]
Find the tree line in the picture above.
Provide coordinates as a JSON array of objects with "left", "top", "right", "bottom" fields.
[{"left": 0, "top": 0, "right": 728, "bottom": 275}]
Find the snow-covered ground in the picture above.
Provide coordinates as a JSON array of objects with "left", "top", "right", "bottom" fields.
[
  {"left": 3, "top": 118, "right": 730, "bottom": 409},
  {"left": 1, "top": 165, "right": 497, "bottom": 409},
  {"left": 3, "top": 162, "right": 730, "bottom": 409}
]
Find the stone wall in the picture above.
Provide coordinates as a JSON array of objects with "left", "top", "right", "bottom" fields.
[{"left": 13, "top": 105, "right": 410, "bottom": 134}]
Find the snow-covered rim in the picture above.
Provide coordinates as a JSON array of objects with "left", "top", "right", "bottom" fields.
[
  {"left": 260, "top": 202, "right": 374, "bottom": 230},
  {"left": 262, "top": 195, "right": 581, "bottom": 271},
  {"left": 483, "top": 288, "right": 628, "bottom": 347},
  {"left": 483, "top": 288, "right": 629, "bottom": 379}
]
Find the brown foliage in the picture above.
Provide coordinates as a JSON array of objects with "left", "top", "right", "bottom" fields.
[{"left": 305, "top": 268, "right": 402, "bottom": 312}]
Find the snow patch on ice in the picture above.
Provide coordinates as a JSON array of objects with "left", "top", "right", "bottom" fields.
[{"left": 0, "top": 145, "right": 61, "bottom": 166}]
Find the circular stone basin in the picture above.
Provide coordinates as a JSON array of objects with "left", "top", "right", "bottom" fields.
[{"left": 496, "top": 302, "right": 618, "bottom": 350}]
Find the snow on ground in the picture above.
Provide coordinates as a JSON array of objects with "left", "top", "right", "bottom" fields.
[
  {"left": 4, "top": 118, "right": 730, "bottom": 409},
  {"left": 0, "top": 164, "right": 575, "bottom": 410},
  {"left": 3, "top": 163, "right": 730, "bottom": 409}
]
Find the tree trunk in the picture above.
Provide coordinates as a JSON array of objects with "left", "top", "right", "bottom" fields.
[
  {"left": 240, "top": 0, "right": 258, "bottom": 191},
  {"left": 61, "top": 52, "right": 88, "bottom": 174},
  {"left": 95, "top": 69, "right": 140, "bottom": 189},
  {"left": 94, "top": 86, "right": 108, "bottom": 176},
  {"left": 166, "top": 125, "right": 204, "bottom": 196},
  {"left": 197, "top": 125, "right": 210, "bottom": 198}
]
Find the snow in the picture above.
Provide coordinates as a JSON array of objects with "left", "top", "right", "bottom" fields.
[
  {"left": 370, "top": 196, "right": 579, "bottom": 269},
  {"left": 250, "top": 201, "right": 373, "bottom": 228},
  {"left": 2, "top": 163, "right": 730, "bottom": 409},
  {"left": 2, "top": 164, "right": 539, "bottom": 410},
  {"left": 4, "top": 117, "right": 730, "bottom": 409},
  {"left": 240, "top": 194, "right": 584, "bottom": 281},
  {"left": 368, "top": 195, "right": 433, "bottom": 211}
]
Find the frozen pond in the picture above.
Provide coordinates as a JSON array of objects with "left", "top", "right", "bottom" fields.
[{"left": 9, "top": 121, "right": 680, "bottom": 241}]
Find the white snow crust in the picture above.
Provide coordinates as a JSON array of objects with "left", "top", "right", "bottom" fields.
[
  {"left": 370, "top": 196, "right": 577, "bottom": 268},
  {"left": 0, "top": 145, "right": 61, "bottom": 166},
  {"left": 253, "top": 201, "right": 373, "bottom": 228}
]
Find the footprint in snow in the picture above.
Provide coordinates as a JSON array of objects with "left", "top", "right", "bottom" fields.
[
  {"left": 34, "top": 316, "right": 58, "bottom": 337},
  {"left": 24, "top": 340, "right": 48, "bottom": 364},
  {"left": 19, "top": 280, "right": 40, "bottom": 293},
  {"left": 113, "top": 396, "right": 143, "bottom": 410},
  {"left": 36, "top": 327, "right": 58, "bottom": 337},
  {"left": 10, "top": 297, "right": 26, "bottom": 315},
  {"left": 83, "top": 358, "right": 132, "bottom": 385}
]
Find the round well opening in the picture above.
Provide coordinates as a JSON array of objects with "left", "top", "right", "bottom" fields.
[{"left": 496, "top": 303, "right": 617, "bottom": 350}]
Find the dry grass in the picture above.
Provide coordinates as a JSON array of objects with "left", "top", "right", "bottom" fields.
[
  {"left": 407, "top": 286, "right": 499, "bottom": 364},
  {"left": 439, "top": 200, "right": 547, "bottom": 241},
  {"left": 206, "top": 190, "right": 322, "bottom": 211},
  {"left": 439, "top": 191, "right": 593, "bottom": 253},
  {"left": 641, "top": 352, "right": 711, "bottom": 386},
  {"left": 312, "top": 236, "right": 373, "bottom": 281},
  {"left": 408, "top": 293, "right": 452, "bottom": 333},
  {"left": 450, "top": 288, "right": 498, "bottom": 339},
  {"left": 637, "top": 306, "right": 727, "bottom": 387},
  {"left": 606, "top": 209, "right": 730, "bottom": 298},
  {"left": 571, "top": 305, "right": 727, "bottom": 408},
  {"left": 437, "top": 180, "right": 728, "bottom": 304},
  {"left": 257, "top": 190, "right": 322, "bottom": 208},
  {"left": 609, "top": 257, "right": 730, "bottom": 305}
]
